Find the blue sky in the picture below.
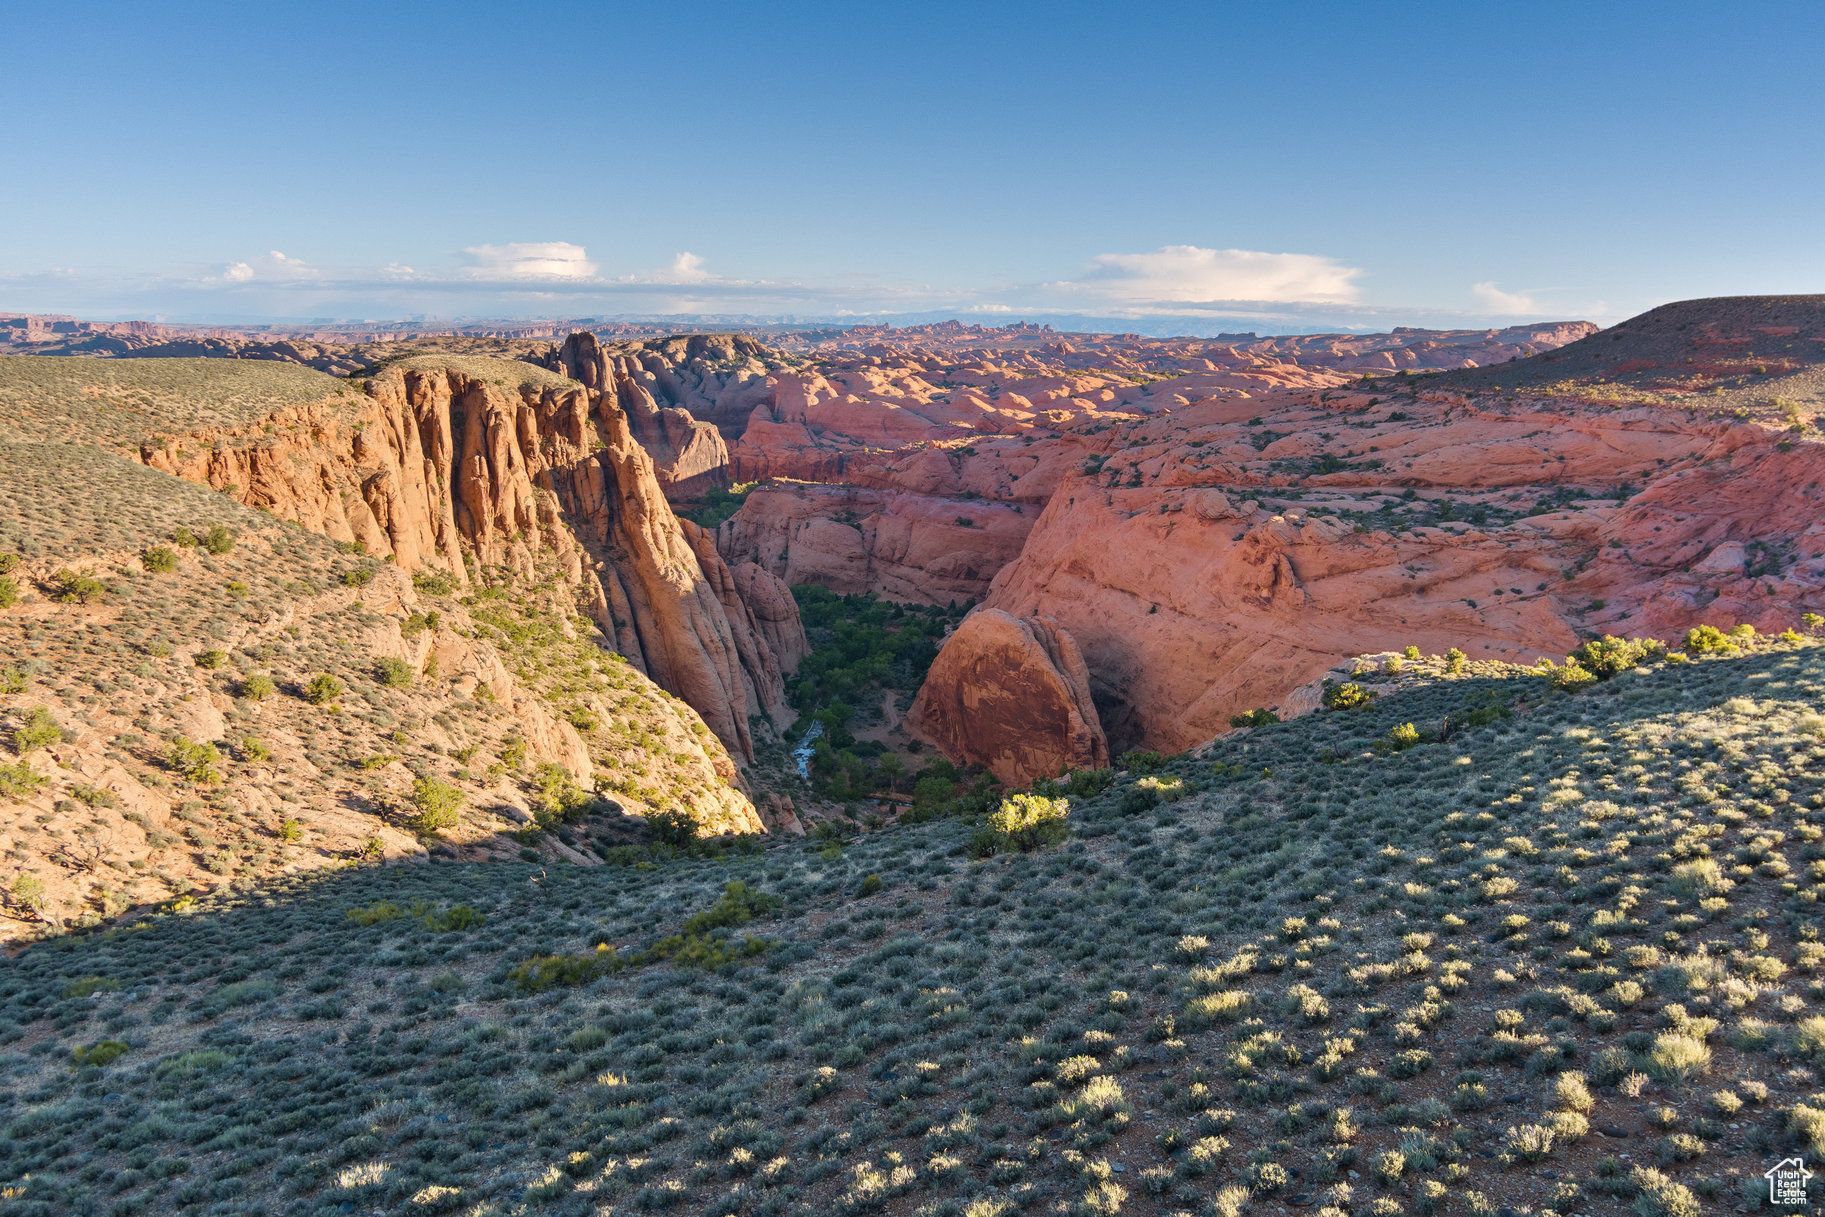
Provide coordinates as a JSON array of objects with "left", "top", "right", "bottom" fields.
[{"left": 3, "top": 1, "right": 1821, "bottom": 330}]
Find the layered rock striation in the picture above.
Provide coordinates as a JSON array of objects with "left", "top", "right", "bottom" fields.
[{"left": 137, "top": 356, "right": 805, "bottom": 762}]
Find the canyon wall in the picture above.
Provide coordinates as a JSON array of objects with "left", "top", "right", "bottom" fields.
[
  {"left": 138, "top": 357, "right": 806, "bottom": 764},
  {"left": 914, "top": 386, "right": 1825, "bottom": 776}
]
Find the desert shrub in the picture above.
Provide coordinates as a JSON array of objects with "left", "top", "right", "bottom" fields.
[
  {"left": 1323, "top": 681, "right": 1374, "bottom": 710},
  {"left": 1631, "top": 1167, "right": 1700, "bottom": 1217},
  {"left": 142, "top": 546, "right": 178, "bottom": 573},
  {"left": 13, "top": 706, "right": 61, "bottom": 754},
  {"left": 413, "top": 569, "right": 458, "bottom": 596},
  {"left": 167, "top": 737, "right": 223, "bottom": 784},
  {"left": 0, "top": 668, "right": 21, "bottom": 693},
  {"left": 407, "top": 776, "right": 464, "bottom": 834},
  {"left": 1645, "top": 1032, "right": 1710, "bottom": 1083},
  {"left": 48, "top": 569, "right": 105, "bottom": 603},
  {"left": 1229, "top": 708, "right": 1279, "bottom": 728},
  {"left": 647, "top": 807, "right": 700, "bottom": 846},
  {"left": 1570, "top": 634, "right": 1666, "bottom": 678},
  {"left": 1183, "top": 990, "right": 1252, "bottom": 1029},
  {"left": 1684, "top": 625, "right": 1735, "bottom": 654},
  {"left": 303, "top": 673, "right": 344, "bottom": 705},
  {"left": 1542, "top": 659, "right": 1598, "bottom": 692},
  {"left": 374, "top": 656, "right": 413, "bottom": 689},
  {"left": 972, "top": 793, "right": 1069, "bottom": 857},
  {"left": 1119, "top": 749, "right": 1168, "bottom": 773},
  {"left": 1383, "top": 722, "right": 1422, "bottom": 752},
  {"left": 71, "top": 1040, "right": 130, "bottom": 1068},
  {"left": 0, "top": 762, "right": 44, "bottom": 798},
  {"left": 0, "top": 578, "right": 15, "bottom": 609},
  {"left": 201, "top": 524, "right": 235, "bottom": 554},
  {"left": 239, "top": 673, "right": 276, "bottom": 700},
  {"left": 8, "top": 874, "right": 46, "bottom": 914},
  {"left": 195, "top": 649, "right": 226, "bottom": 669},
  {"left": 341, "top": 567, "right": 374, "bottom": 587},
  {"left": 1445, "top": 647, "right": 1467, "bottom": 673}
]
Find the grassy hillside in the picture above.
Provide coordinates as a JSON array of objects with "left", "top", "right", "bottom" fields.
[
  {"left": 4, "top": 631, "right": 1821, "bottom": 1215},
  {"left": 0, "top": 441, "right": 749, "bottom": 943},
  {"left": 0, "top": 356, "right": 359, "bottom": 447}
]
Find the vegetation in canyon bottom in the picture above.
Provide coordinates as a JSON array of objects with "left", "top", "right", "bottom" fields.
[{"left": 4, "top": 627, "right": 1824, "bottom": 1216}]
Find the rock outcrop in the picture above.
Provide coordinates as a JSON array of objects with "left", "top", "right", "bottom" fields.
[
  {"left": 717, "top": 483, "right": 1035, "bottom": 603},
  {"left": 138, "top": 356, "right": 804, "bottom": 763},
  {"left": 907, "top": 609, "right": 1107, "bottom": 787},
  {"left": 919, "top": 375, "right": 1825, "bottom": 757},
  {"left": 546, "top": 331, "right": 733, "bottom": 496}
]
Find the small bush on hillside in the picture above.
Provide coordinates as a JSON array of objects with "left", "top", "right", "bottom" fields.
[
  {"left": 13, "top": 707, "right": 61, "bottom": 755},
  {"left": 1684, "top": 624, "right": 1736, "bottom": 654},
  {"left": 167, "top": 738, "right": 223, "bottom": 784},
  {"left": 0, "top": 578, "right": 16, "bottom": 609},
  {"left": 408, "top": 776, "right": 464, "bottom": 834},
  {"left": 1230, "top": 708, "right": 1279, "bottom": 728},
  {"left": 1119, "top": 749, "right": 1168, "bottom": 773},
  {"left": 48, "top": 569, "right": 104, "bottom": 604},
  {"left": 71, "top": 1040, "right": 130, "bottom": 1068},
  {"left": 972, "top": 793, "right": 1070, "bottom": 857},
  {"left": 647, "top": 807, "right": 700, "bottom": 847},
  {"left": 8, "top": 874, "right": 46, "bottom": 915},
  {"left": 1542, "top": 659, "right": 1599, "bottom": 692},
  {"left": 142, "top": 546, "right": 178, "bottom": 573},
  {"left": 303, "top": 673, "right": 344, "bottom": 705},
  {"left": 202, "top": 525, "right": 235, "bottom": 554},
  {"left": 374, "top": 656, "right": 413, "bottom": 689},
  {"left": 1570, "top": 634, "right": 1666, "bottom": 678},
  {"left": 0, "top": 762, "right": 45, "bottom": 797},
  {"left": 1324, "top": 681, "right": 1374, "bottom": 711},
  {"left": 239, "top": 673, "right": 276, "bottom": 700}
]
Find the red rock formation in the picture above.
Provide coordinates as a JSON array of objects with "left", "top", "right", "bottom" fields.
[
  {"left": 138, "top": 357, "right": 802, "bottom": 764},
  {"left": 549, "top": 331, "right": 732, "bottom": 496},
  {"left": 907, "top": 609, "right": 1108, "bottom": 787},
  {"left": 919, "top": 382, "right": 1825, "bottom": 758},
  {"left": 716, "top": 483, "right": 1034, "bottom": 603}
]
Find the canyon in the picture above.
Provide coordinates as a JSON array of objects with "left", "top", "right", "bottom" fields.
[{"left": 14, "top": 299, "right": 1825, "bottom": 798}]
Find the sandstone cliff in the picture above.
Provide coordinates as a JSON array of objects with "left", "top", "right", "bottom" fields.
[
  {"left": 546, "top": 331, "right": 734, "bottom": 496},
  {"left": 907, "top": 609, "right": 1108, "bottom": 787},
  {"left": 916, "top": 373, "right": 1825, "bottom": 759},
  {"left": 136, "top": 356, "right": 805, "bottom": 763}
]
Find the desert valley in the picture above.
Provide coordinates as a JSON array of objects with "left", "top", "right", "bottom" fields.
[{"left": 0, "top": 295, "right": 1821, "bottom": 1216}]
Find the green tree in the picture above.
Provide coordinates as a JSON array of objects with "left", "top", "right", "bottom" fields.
[{"left": 877, "top": 753, "right": 905, "bottom": 793}]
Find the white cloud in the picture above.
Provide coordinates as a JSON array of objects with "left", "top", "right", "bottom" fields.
[
  {"left": 216, "top": 250, "right": 317, "bottom": 284},
  {"left": 664, "top": 252, "right": 708, "bottom": 283},
  {"left": 1054, "top": 244, "right": 1362, "bottom": 306},
  {"left": 1471, "top": 281, "right": 1538, "bottom": 314},
  {"left": 460, "top": 242, "right": 597, "bottom": 281}
]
